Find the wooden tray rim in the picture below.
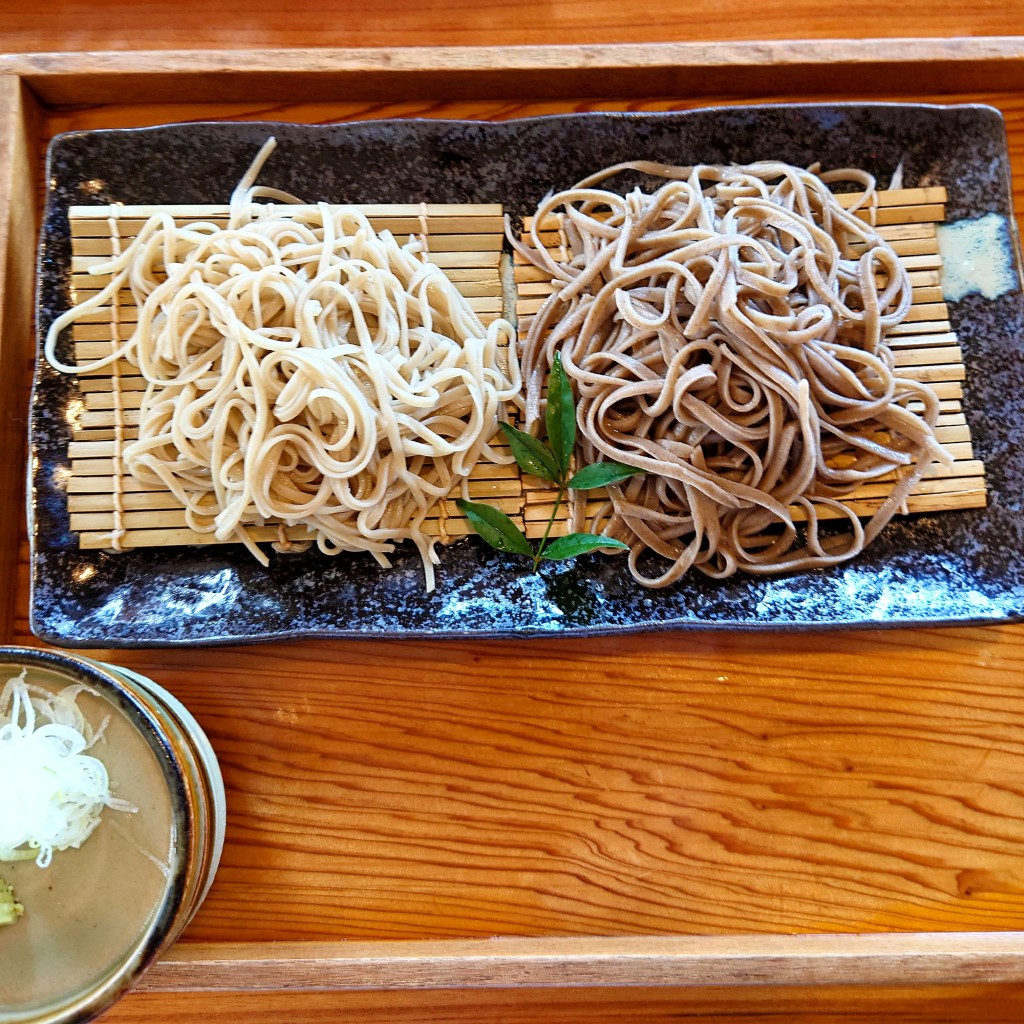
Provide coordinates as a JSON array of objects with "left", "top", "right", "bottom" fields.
[
  {"left": 141, "top": 932, "right": 1024, "bottom": 992},
  {"left": 3, "top": 36, "right": 1024, "bottom": 75},
  {"left": 1, "top": 36, "right": 1024, "bottom": 105}
]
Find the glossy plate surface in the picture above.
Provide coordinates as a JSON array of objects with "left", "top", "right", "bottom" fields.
[{"left": 31, "top": 105, "right": 1024, "bottom": 645}]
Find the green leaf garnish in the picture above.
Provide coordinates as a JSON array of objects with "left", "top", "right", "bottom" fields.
[
  {"left": 567, "top": 460, "right": 645, "bottom": 491},
  {"left": 545, "top": 352, "right": 576, "bottom": 477},
  {"left": 455, "top": 498, "right": 533, "bottom": 557},
  {"left": 499, "top": 422, "right": 560, "bottom": 483},
  {"left": 460, "top": 355, "right": 647, "bottom": 573},
  {"left": 541, "top": 533, "right": 630, "bottom": 561}
]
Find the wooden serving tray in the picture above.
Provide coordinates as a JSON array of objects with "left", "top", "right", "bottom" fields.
[{"left": 2, "top": 40, "right": 1024, "bottom": 1024}]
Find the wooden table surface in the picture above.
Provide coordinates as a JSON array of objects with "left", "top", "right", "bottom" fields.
[
  {"left": 2, "top": 4, "right": 1024, "bottom": 1023},
  {"left": 0, "top": 0, "right": 1016, "bottom": 51}
]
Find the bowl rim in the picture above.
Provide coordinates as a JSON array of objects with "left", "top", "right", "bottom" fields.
[
  {"left": 97, "top": 660, "right": 227, "bottom": 910},
  {"left": 0, "top": 645, "right": 194, "bottom": 1023}
]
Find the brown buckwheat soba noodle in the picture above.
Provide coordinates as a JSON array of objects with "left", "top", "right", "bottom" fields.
[
  {"left": 45, "top": 138, "right": 521, "bottom": 591},
  {"left": 510, "top": 160, "right": 949, "bottom": 588}
]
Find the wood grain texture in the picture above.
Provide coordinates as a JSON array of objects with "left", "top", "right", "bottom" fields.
[
  {"left": 9, "top": 564, "right": 1024, "bottom": 945},
  {"left": 0, "top": 1, "right": 1017, "bottom": 51},
  {"left": 3, "top": 40, "right": 1024, "bottom": 105},
  {"left": 139, "top": 934, "right": 1024, "bottom": 991},
  {"left": 0, "top": 18, "right": 1023, "bottom": 1024},
  {"left": 98, "top": 981, "right": 1024, "bottom": 1024},
  {"left": 0, "top": 76, "right": 40, "bottom": 635}
]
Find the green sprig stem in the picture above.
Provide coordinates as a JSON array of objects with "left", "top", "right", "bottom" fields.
[{"left": 456, "top": 353, "right": 644, "bottom": 571}]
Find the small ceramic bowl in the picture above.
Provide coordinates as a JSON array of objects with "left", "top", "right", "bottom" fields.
[{"left": 0, "top": 646, "right": 225, "bottom": 1023}]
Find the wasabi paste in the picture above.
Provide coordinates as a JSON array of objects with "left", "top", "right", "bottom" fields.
[{"left": 0, "top": 875, "right": 23, "bottom": 926}]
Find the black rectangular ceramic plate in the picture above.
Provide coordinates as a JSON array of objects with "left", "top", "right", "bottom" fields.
[{"left": 30, "top": 104, "right": 1024, "bottom": 646}]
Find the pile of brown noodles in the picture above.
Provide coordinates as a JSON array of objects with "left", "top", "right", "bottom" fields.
[{"left": 510, "top": 160, "right": 949, "bottom": 587}]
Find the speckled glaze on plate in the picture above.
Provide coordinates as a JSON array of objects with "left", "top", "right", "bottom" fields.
[{"left": 30, "top": 105, "right": 1024, "bottom": 646}]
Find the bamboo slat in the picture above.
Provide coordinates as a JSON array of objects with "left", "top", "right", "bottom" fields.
[
  {"left": 512, "top": 184, "right": 986, "bottom": 540},
  {"left": 62, "top": 185, "right": 986, "bottom": 556}
]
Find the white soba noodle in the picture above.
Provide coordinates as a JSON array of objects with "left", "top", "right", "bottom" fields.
[
  {"left": 46, "top": 138, "right": 521, "bottom": 591},
  {"left": 510, "top": 160, "right": 949, "bottom": 587}
]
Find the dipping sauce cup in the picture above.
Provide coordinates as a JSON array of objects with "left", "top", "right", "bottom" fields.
[{"left": 0, "top": 647, "right": 225, "bottom": 1024}]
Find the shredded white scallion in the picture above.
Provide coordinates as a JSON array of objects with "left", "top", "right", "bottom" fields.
[{"left": 0, "top": 670, "right": 136, "bottom": 868}]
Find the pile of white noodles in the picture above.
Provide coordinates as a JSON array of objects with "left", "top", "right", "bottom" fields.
[
  {"left": 0, "top": 671, "right": 134, "bottom": 868},
  {"left": 46, "top": 138, "right": 521, "bottom": 591},
  {"left": 511, "top": 160, "right": 949, "bottom": 587}
]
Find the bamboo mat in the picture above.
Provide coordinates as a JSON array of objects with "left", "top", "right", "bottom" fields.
[
  {"left": 65, "top": 203, "right": 522, "bottom": 550},
  {"left": 514, "top": 185, "right": 986, "bottom": 538},
  {"left": 63, "top": 188, "right": 985, "bottom": 554}
]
